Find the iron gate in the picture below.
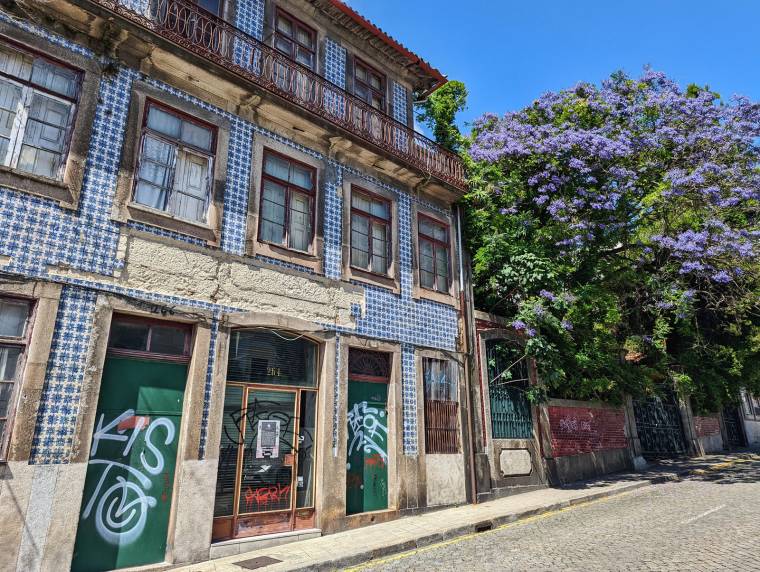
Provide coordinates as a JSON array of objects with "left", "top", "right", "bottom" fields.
[
  {"left": 633, "top": 393, "right": 687, "bottom": 457},
  {"left": 723, "top": 406, "right": 746, "bottom": 448}
]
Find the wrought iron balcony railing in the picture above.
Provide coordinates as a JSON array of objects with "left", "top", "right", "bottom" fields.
[{"left": 89, "top": 0, "right": 467, "bottom": 190}]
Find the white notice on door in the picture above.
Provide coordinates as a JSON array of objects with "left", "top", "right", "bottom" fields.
[{"left": 256, "top": 420, "right": 280, "bottom": 459}]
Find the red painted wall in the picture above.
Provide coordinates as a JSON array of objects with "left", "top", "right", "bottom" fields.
[
  {"left": 694, "top": 415, "right": 721, "bottom": 437},
  {"left": 548, "top": 405, "right": 628, "bottom": 457}
]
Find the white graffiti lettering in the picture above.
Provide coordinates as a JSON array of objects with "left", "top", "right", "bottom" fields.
[
  {"left": 347, "top": 401, "right": 388, "bottom": 461},
  {"left": 558, "top": 417, "right": 592, "bottom": 433},
  {"left": 83, "top": 410, "right": 175, "bottom": 546}
]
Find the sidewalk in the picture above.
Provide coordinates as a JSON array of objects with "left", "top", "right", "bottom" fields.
[{"left": 171, "top": 451, "right": 759, "bottom": 572}]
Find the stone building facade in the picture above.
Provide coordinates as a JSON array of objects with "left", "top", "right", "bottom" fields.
[{"left": 0, "top": 0, "right": 469, "bottom": 570}]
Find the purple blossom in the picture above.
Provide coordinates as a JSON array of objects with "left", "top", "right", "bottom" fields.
[
  {"left": 526, "top": 328, "right": 537, "bottom": 338},
  {"left": 561, "top": 320, "right": 573, "bottom": 331},
  {"left": 511, "top": 320, "right": 527, "bottom": 331},
  {"left": 710, "top": 271, "right": 732, "bottom": 283},
  {"left": 539, "top": 289, "right": 556, "bottom": 301}
]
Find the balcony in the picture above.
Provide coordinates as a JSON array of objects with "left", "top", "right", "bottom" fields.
[{"left": 89, "top": 0, "right": 467, "bottom": 191}]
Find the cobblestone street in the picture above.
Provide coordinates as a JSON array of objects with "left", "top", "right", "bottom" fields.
[{"left": 359, "top": 459, "right": 760, "bottom": 572}]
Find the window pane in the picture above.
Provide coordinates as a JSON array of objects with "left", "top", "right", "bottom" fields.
[
  {"left": 181, "top": 120, "right": 213, "bottom": 151},
  {"left": 142, "top": 134, "right": 175, "bottom": 164},
  {"left": 351, "top": 213, "right": 369, "bottom": 268},
  {"left": 296, "top": 26, "right": 313, "bottom": 48},
  {"left": 355, "top": 66, "right": 366, "bottom": 82},
  {"left": 424, "top": 359, "right": 457, "bottom": 402},
  {"left": 276, "top": 16, "right": 293, "bottom": 36},
  {"left": 147, "top": 105, "right": 181, "bottom": 139},
  {"left": 419, "top": 240, "right": 435, "bottom": 289},
  {"left": 351, "top": 192, "right": 370, "bottom": 213},
  {"left": 370, "top": 199, "right": 389, "bottom": 220},
  {"left": 214, "top": 384, "right": 243, "bottom": 517},
  {"left": 370, "top": 74, "right": 382, "bottom": 90},
  {"left": 296, "top": 390, "right": 317, "bottom": 508},
  {"left": 149, "top": 325, "right": 187, "bottom": 355},
  {"left": 0, "top": 347, "right": 21, "bottom": 383},
  {"left": 435, "top": 246, "right": 450, "bottom": 289},
  {"left": 275, "top": 36, "right": 293, "bottom": 56},
  {"left": 0, "top": 80, "right": 21, "bottom": 140},
  {"left": 288, "top": 191, "right": 311, "bottom": 251},
  {"left": 0, "top": 301, "right": 28, "bottom": 338},
  {"left": 289, "top": 163, "right": 313, "bottom": 190},
  {"left": 296, "top": 48, "right": 313, "bottom": 68},
  {"left": 261, "top": 179, "right": 286, "bottom": 245},
  {"left": 172, "top": 193, "right": 206, "bottom": 222},
  {"left": 197, "top": 0, "right": 221, "bottom": 15},
  {"left": 371, "top": 95, "right": 383, "bottom": 110},
  {"left": 434, "top": 224, "right": 448, "bottom": 242},
  {"left": 31, "top": 58, "right": 78, "bottom": 99},
  {"left": 264, "top": 153, "right": 290, "bottom": 181},
  {"left": 138, "top": 159, "right": 171, "bottom": 188},
  {"left": 134, "top": 182, "right": 167, "bottom": 210},
  {"left": 109, "top": 321, "right": 150, "bottom": 352},
  {"left": 0, "top": 44, "right": 32, "bottom": 81},
  {"left": 354, "top": 83, "right": 368, "bottom": 101},
  {"left": 227, "top": 330, "right": 317, "bottom": 387},
  {"left": 0, "top": 380, "right": 14, "bottom": 417},
  {"left": 18, "top": 94, "right": 72, "bottom": 179}
]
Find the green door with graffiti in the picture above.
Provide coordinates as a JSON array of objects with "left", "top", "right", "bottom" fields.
[
  {"left": 346, "top": 349, "right": 391, "bottom": 515},
  {"left": 71, "top": 317, "right": 190, "bottom": 572}
]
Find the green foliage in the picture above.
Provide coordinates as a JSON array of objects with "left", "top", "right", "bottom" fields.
[{"left": 415, "top": 80, "right": 468, "bottom": 151}]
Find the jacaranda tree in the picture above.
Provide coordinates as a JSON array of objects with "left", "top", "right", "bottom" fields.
[{"left": 464, "top": 69, "right": 760, "bottom": 406}]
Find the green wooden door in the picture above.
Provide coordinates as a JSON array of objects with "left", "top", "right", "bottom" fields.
[
  {"left": 346, "top": 381, "right": 388, "bottom": 515},
  {"left": 71, "top": 356, "right": 187, "bottom": 572}
]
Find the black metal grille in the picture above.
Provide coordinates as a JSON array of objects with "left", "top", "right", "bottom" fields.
[{"left": 633, "top": 392, "right": 687, "bottom": 458}]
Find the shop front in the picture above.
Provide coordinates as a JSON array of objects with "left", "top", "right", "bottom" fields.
[{"left": 212, "top": 329, "right": 319, "bottom": 541}]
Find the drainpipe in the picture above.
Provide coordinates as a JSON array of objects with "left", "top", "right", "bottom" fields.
[{"left": 455, "top": 204, "right": 479, "bottom": 505}]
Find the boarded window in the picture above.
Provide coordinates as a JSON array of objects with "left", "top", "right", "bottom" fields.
[
  {"left": 0, "top": 41, "right": 80, "bottom": 180},
  {"left": 133, "top": 101, "right": 216, "bottom": 223},
  {"left": 423, "top": 358, "right": 459, "bottom": 454}
]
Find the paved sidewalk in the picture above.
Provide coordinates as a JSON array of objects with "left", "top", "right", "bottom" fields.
[{"left": 172, "top": 452, "right": 759, "bottom": 572}]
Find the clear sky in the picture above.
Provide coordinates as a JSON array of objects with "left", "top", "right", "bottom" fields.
[{"left": 345, "top": 0, "right": 760, "bottom": 132}]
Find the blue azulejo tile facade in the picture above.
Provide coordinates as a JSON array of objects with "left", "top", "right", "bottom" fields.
[{"left": 1, "top": 11, "right": 460, "bottom": 464}]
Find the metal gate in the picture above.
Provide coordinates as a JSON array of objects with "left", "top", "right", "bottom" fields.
[
  {"left": 723, "top": 406, "right": 746, "bottom": 449},
  {"left": 633, "top": 393, "right": 687, "bottom": 458}
]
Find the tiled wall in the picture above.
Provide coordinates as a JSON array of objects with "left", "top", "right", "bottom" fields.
[{"left": 1, "top": 11, "right": 457, "bottom": 463}]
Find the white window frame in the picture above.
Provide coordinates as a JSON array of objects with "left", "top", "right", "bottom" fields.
[{"left": 0, "top": 65, "right": 77, "bottom": 181}]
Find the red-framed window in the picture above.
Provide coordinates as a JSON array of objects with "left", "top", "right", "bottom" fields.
[
  {"left": 259, "top": 148, "right": 316, "bottom": 253},
  {"left": 350, "top": 187, "right": 391, "bottom": 275},
  {"left": 418, "top": 214, "right": 451, "bottom": 293},
  {"left": 423, "top": 358, "right": 459, "bottom": 454},
  {"left": 274, "top": 8, "right": 317, "bottom": 70},
  {"left": 353, "top": 58, "right": 385, "bottom": 111},
  {"left": 107, "top": 314, "right": 192, "bottom": 363},
  {"left": 0, "top": 39, "right": 82, "bottom": 181},
  {"left": 0, "top": 296, "right": 32, "bottom": 460},
  {"left": 133, "top": 100, "right": 217, "bottom": 223}
]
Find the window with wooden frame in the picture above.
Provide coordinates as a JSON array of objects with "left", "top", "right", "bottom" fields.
[
  {"left": 107, "top": 315, "right": 192, "bottom": 361},
  {"left": 0, "top": 40, "right": 81, "bottom": 181},
  {"left": 418, "top": 214, "right": 451, "bottom": 293},
  {"left": 259, "top": 149, "right": 316, "bottom": 253},
  {"left": 423, "top": 358, "right": 459, "bottom": 454},
  {"left": 350, "top": 187, "right": 391, "bottom": 275},
  {"left": 274, "top": 8, "right": 317, "bottom": 70},
  {"left": 132, "top": 100, "right": 217, "bottom": 224},
  {"left": 0, "top": 297, "right": 31, "bottom": 460},
  {"left": 353, "top": 58, "right": 385, "bottom": 111}
]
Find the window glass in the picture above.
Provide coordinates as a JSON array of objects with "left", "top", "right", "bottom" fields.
[
  {"left": 274, "top": 10, "right": 316, "bottom": 70},
  {"left": 354, "top": 60, "right": 385, "bottom": 110},
  {"left": 227, "top": 330, "right": 317, "bottom": 387},
  {"left": 259, "top": 151, "right": 315, "bottom": 251},
  {"left": 0, "top": 43, "right": 79, "bottom": 181},
  {"left": 135, "top": 103, "right": 216, "bottom": 223},
  {"left": 109, "top": 321, "right": 150, "bottom": 352},
  {"left": 423, "top": 358, "right": 458, "bottom": 402},
  {"left": 150, "top": 325, "right": 187, "bottom": 355},
  {"left": 0, "top": 346, "right": 21, "bottom": 381},
  {"left": 351, "top": 189, "right": 391, "bottom": 274},
  {"left": 0, "top": 300, "right": 28, "bottom": 338}
]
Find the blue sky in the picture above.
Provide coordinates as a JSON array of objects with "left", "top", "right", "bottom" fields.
[{"left": 346, "top": 0, "right": 760, "bottom": 132}]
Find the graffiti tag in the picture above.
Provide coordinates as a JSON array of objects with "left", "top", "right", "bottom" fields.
[
  {"left": 347, "top": 401, "right": 388, "bottom": 462},
  {"left": 243, "top": 483, "right": 291, "bottom": 511},
  {"left": 82, "top": 409, "right": 175, "bottom": 546},
  {"left": 558, "top": 417, "right": 592, "bottom": 433}
]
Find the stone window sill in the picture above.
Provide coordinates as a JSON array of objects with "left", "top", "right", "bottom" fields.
[
  {"left": 345, "top": 265, "right": 400, "bottom": 293},
  {"left": 127, "top": 202, "right": 218, "bottom": 244},
  {"left": 0, "top": 165, "right": 75, "bottom": 207}
]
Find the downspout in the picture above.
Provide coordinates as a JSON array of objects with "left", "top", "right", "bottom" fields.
[{"left": 456, "top": 203, "right": 479, "bottom": 505}]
